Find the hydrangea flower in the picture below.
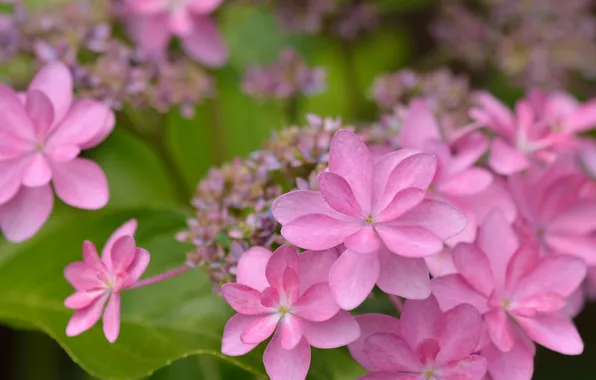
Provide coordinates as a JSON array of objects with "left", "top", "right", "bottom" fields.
[
  {"left": 431, "top": 210, "right": 586, "bottom": 380},
  {"left": 272, "top": 129, "right": 467, "bottom": 309},
  {"left": 0, "top": 62, "right": 114, "bottom": 242},
  {"left": 125, "top": 0, "right": 228, "bottom": 67},
  {"left": 64, "top": 220, "right": 150, "bottom": 343},
  {"left": 349, "top": 296, "right": 487, "bottom": 380},
  {"left": 221, "top": 245, "right": 360, "bottom": 380}
]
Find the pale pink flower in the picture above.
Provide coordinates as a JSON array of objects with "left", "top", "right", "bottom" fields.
[
  {"left": 508, "top": 158, "right": 596, "bottom": 265},
  {"left": 349, "top": 296, "right": 487, "bottom": 380},
  {"left": 221, "top": 245, "right": 360, "bottom": 380},
  {"left": 0, "top": 62, "right": 114, "bottom": 242},
  {"left": 470, "top": 91, "right": 596, "bottom": 174},
  {"left": 64, "top": 220, "right": 150, "bottom": 343},
  {"left": 125, "top": 0, "right": 228, "bottom": 67},
  {"left": 431, "top": 210, "right": 586, "bottom": 380},
  {"left": 272, "top": 129, "right": 466, "bottom": 309}
]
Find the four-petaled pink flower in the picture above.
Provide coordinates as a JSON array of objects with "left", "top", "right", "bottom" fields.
[
  {"left": 349, "top": 296, "right": 487, "bottom": 380},
  {"left": 470, "top": 91, "right": 596, "bottom": 174},
  {"left": 125, "top": 0, "right": 228, "bottom": 67},
  {"left": 64, "top": 220, "right": 150, "bottom": 343},
  {"left": 0, "top": 62, "right": 114, "bottom": 242},
  {"left": 431, "top": 210, "right": 586, "bottom": 380},
  {"left": 272, "top": 129, "right": 467, "bottom": 309},
  {"left": 221, "top": 245, "right": 360, "bottom": 380}
]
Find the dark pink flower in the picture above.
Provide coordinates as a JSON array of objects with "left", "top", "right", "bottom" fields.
[
  {"left": 0, "top": 62, "right": 114, "bottom": 242},
  {"left": 349, "top": 296, "right": 487, "bottom": 380},
  {"left": 221, "top": 245, "right": 360, "bottom": 380},
  {"left": 125, "top": 0, "right": 228, "bottom": 67},
  {"left": 64, "top": 220, "right": 150, "bottom": 343}
]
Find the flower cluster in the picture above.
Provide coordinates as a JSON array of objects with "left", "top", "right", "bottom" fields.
[
  {"left": 212, "top": 87, "right": 596, "bottom": 379},
  {"left": 0, "top": 62, "right": 113, "bottom": 242},
  {"left": 432, "top": 0, "right": 596, "bottom": 89},
  {"left": 242, "top": 49, "right": 326, "bottom": 101}
]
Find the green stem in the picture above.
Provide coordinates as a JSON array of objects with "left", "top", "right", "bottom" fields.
[
  {"left": 284, "top": 96, "right": 300, "bottom": 125},
  {"left": 205, "top": 90, "right": 226, "bottom": 165}
]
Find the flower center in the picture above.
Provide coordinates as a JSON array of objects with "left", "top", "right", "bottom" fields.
[
  {"left": 365, "top": 215, "right": 374, "bottom": 225},
  {"left": 424, "top": 369, "right": 435, "bottom": 379},
  {"left": 35, "top": 142, "right": 44, "bottom": 152},
  {"left": 278, "top": 305, "right": 290, "bottom": 315},
  {"left": 502, "top": 299, "right": 511, "bottom": 309}
]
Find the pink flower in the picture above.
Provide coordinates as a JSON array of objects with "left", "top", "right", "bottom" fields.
[
  {"left": 349, "top": 296, "right": 487, "bottom": 380},
  {"left": 64, "top": 220, "right": 150, "bottom": 343},
  {"left": 221, "top": 245, "right": 360, "bottom": 380},
  {"left": 0, "top": 62, "right": 114, "bottom": 242},
  {"left": 470, "top": 91, "right": 596, "bottom": 174},
  {"left": 125, "top": 0, "right": 228, "bottom": 67},
  {"left": 272, "top": 129, "right": 467, "bottom": 309},
  {"left": 431, "top": 210, "right": 586, "bottom": 380}
]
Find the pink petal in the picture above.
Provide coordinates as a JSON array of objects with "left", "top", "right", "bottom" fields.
[
  {"left": 282, "top": 214, "right": 361, "bottom": 251},
  {"left": 376, "top": 188, "right": 425, "bottom": 223},
  {"left": 375, "top": 153, "right": 436, "bottom": 214},
  {"left": 548, "top": 200, "right": 596, "bottom": 234},
  {"left": 399, "top": 98, "right": 441, "bottom": 150},
  {"left": 438, "top": 168, "right": 493, "bottom": 196},
  {"left": 416, "top": 338, "right": 440, "bottom": 366},
  {"left": 64, "top": 262, "right": 103, "bottom": 290},
  {"left": 25, "top": 90, "right": 54, "bottom": 138},
  {"left": 169, "top": 9, "right": 193, "bottom": 36},
  {"left": 436, "top": 355, "right": 487, "bottom": 380},
  {"left": 80, "top": 109, "right": 115, "bottom": 150},
  {"left": 504, "top": 243, "right": 539, "bottom": 295},
  {"left": 263, "top": 331, "right": 311, "bottom": 380},
  {"left": 424, "top": 248, "right": 457, "bottom": 277},
  {"left": 513, "top": 255, "right": 586, "bottom": 301},
  {"left": 64, "top": 289, "right": 106, "bottom": 309},
  {"left": 0, "top": 158, "right": 26, "bottom": 205},
  {"left": 294, "top": 283, "right": 339, "bottom": 322},
  {"left": 301, "top": 310, "right": 360, "bottom": 349},
  {"left": 221, "top": 284, "right": 269, "bottom": 315},
  {"left": 375, "top": 224, "right": 443, "bottom": 258},
  {"left": 52, "top": 158, "right": 109, "bottom": 210},
  {"left": 101, "top": 219, "right": 138, "bottom": 269},
  {"left": 361, "top": 373, "right": 421, "bottom": 380},
  {"left": 126, "top": 13, "right": 170, "bottom": 55},
  {"left": 452, "top": 243, "right": 495, "bottom": 297},
  {"left": 28, "top": 62, "right": 73, "bottom": 123},
  {"left": 544, "top": 233, "right": 596, "bottom": 265},
  {"left": 0, "top": 185, "right": 54, "bottom": 243},
  {"left": 472, "top": 92, "right": 515, "bottom": 135},
  {"left": 318, "top": 172, "right": 363, "bottom": 217},
  {"left": 477, "top": 210, "right": 519, "bottom": 289},
  {"left": 399, "top": 296, "right": 442, "bottom": 349},
  {"left": 364, "top": 333, "right": 420, "bottom": 372},
  {"left": 109, "top": 236, "right": 137, "bottom": 274},
  {"left": 282, "top": 268, "right": 300, "bottom": 305},
  {"left": 328, "top": 130, "right": 374, "bottom": 213},
  {"left": 298, "top": 248, "right": 338, "bottom": 293},
  {"left": 482, "top": 342, "right": 534, "bottom": 380},
  {"left": 181, "top": 17, "right": 228, "bottom": 68},
  {"left": 344, "top": 226, "right": 381, "bottom": 254},
  {"left": 457, "top": 180, "right": 517, "bottom": 225},
  {"left": 565, "top": 99, "right": 596, "bottom": 132},
  {"left": 515, "top": 314, "right": 583, "bottom": 355},
  {"left": 126, "top": 0, "right": 166, "bottom": 13},
  {"left": 376, "top": 246, "right": 430, "bottom": 299},
  {"left": 236, "top": 246, "right": 272, "bottom": 291},
  {"left": 431, "top": 275, "right": 489, "bottom": 314},
  {"left": 514, "top": 293, "right": 566, "bottom": 313},
  {"left": 103, "top": 293, "right": 121, "bottom": 343},
  {"left": 329, "top": 249, "right": 379, "bottom": 310},
  {"left": 448, "top": 132, "right": 490, "bottom": 173},
  {"left": 65, "top": 293, "right": 109, "bottom": 337},
  {"left": 436, "top": 304, "right": 483, "bottom": 364},
  {"left": 372, "top": 149, "right": 421, "bottom": 211},
  {"left": 397, "top": 199, "right": 468, "bottom": 240},
  {"left": 45, "top": 145, "right": 80, "bottom": 163},
  {"left": 124, "top": 248, "right": 150, "bottom": 287},
  {"left": 0, "top": 83, "right": 36, "bottom": 142},
  {"left": 22, "top": 154, "right": 52, "bottom": 187},
  {"left": 221, "top": 314, "right": 261, "bottom": 356},
  {"left": 265, "top": 245, "right": 300, "bottom": 290},
  {"left": 241, "top": 314, "right": 280, "bottom": 345},
  {"left": 271, "top": 190, "right": 339, "bottom": 225},
  {"left": 485, "top": 310, "right": 515, "bottom": 352},
  {"left": 280, "top": 315, "right": 303, "bottom": 350},
  {"left": 47, "top": 100, "right": 112, "bottom": 148},
  {"left": 82, "top": 240, "right": 106, "bottom": 271},
  {"left": 489, "top": 138, "right": 529, "bottom": 175},
  {"left": 260, "top": 287, "right": 280, "bottom": 308},
  {"left": 348, "top": 314, "right": 401, "bottom": 371},
  {"left": 188, "top": 0, "right": 223, "bottom": 14}
]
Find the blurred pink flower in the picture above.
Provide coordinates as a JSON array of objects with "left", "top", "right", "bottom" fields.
[
  {"left": 0, "top": 62, "right": 114, "bottom": 242},
  {"left": 125, "top": 0, "right": 228, "bottom": 67},
  {"left": 221, "top": 245, "right": 360, "bottom": 380},
  {"left": 432, "top": 210, "right": 586, "bottom": 379},
  {"left": 349, "top": 296, "right": 487, "bottom": 380},
  {"left": 64, "top": 220, "right": 150, "bottom": 343},
  {"left": 272, "top": 129, "right": 466, "bottom": 309}
]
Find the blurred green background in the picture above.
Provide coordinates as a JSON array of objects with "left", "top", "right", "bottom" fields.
[{"left": 1, "top": 0, "right": 595, "bottom": 379}]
